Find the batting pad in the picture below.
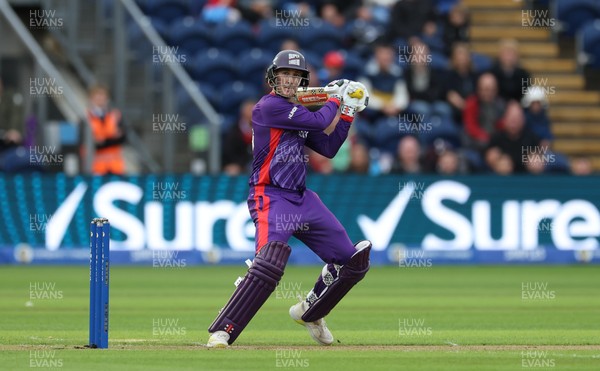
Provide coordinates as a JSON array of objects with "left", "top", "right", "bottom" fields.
[
  {"left": 208, "top": 241, "right": 291, "bottom": 344},
  {"left": 302, "top": 241, "right": 371, "bottom": 322}
]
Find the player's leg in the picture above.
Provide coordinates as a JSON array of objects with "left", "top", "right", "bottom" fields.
[
  {"left": 207, "top": 187, "right": 294, "bottom": 347},
  {"left": 207, "top": 241, "right": 291, "bottom": 347},
  {"left": 290, "top": 190, "right": 371, "bottom": 344}
]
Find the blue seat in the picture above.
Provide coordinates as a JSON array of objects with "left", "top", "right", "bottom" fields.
[
  {"left": 299, "top": 20, "right": 343, "bottom": 56},
  {"left": 578, "top": 20, "right": 600, "bottom": 68},
  {"left": 190, "top": 49, "right": 237, "bottom": 87},
  {"left": 257, "top": 20, "right": 299, "bottom": 53},
  {"left": 127, "top": 18, "right": 169, "bottom": 58},
  {"left": 435, "top": 0, "right": 459, "bottom": 14},
  {"left": 145, "top": 0, "right": 191, "bottom": 25},
  {"left": 471, "top": 52, "right": 493, "bottom": 73},
  {"left": 340, "top": 51, "right": 365, "bottom": 80},
  {"left": 59, "top": 122, "right": 79, "bottom": 146},
  {"left": 237, "top": 48, "right": 273, "bottom": 89},
  {"left": 554, "top": 0, "right": 600, "bottom": 37},
  {"left": 302, "top": 50, "right": 323, "bottom": 70},
  {"left": 420, "top": 33, "right": 445, "bottom": 54},
  {"left": 213, "top": 21, "right": 257, "bottom": 55},
  {"left": 168, "top": 18, "right": 212, "bottom": 56},
  {"left": 429, "top": 51, "right": 449, "bottom": 70},
  {"left": 175, "top": 82, "right": 219, "bottom": 124},
  {"left": 218, "top": 81, "right": 261, "bottom": 114}
]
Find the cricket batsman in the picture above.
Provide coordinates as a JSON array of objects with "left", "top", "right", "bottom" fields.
[{"left": 207, "top": 50, "right": 371, "bottom": 347}]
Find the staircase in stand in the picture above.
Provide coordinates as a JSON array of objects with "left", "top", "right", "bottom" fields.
[{"left": 465, "top": 0, "right": 600, "bottom": 171}]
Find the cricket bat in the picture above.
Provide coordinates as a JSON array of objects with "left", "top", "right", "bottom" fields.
[
  {"left": 295, "top": 85, "right": 369, "bottom": 112},
  {"left": 295, "top": 87, "right": 330, "bottom": 111}
]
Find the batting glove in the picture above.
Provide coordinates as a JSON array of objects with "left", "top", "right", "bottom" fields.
[
  {"left": 324, "top": 79, "right": 350, "bottom": 104},
  {"left": 340, "top": 81, "right": 369, "bottom": 122}
]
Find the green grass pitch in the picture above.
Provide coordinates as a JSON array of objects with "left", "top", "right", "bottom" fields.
[{"left": 1, "top": 265, "right": 599, "bottom": 370}]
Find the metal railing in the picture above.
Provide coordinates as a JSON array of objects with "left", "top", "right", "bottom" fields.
[
  {"left": 0, "top": 0, "right": 95, "bottom": 173},
  {"left": 118, "top": 0, "right": 222, "bottom": 174}
]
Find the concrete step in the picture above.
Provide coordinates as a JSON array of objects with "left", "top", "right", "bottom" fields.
[
  {"left": 549, "top": 107, "right": 600, "bottom": 121},
  {"left": 471, "top": 26, "right": 549, "bottom": 41},
  {"left": 462, "top": 0, "right": 522, "bottom": 9},
  {"left": 522, "top": 58, "right": 576, "bottom": 73},
  {"left": 471, "top": 10, "right": 523, "bottom": 25},
  {"left": 553, "top": 140, "right": 600, "bottom": 155},
  {"left": 471, "top": 42, "right": 558, "bottom": 57},
  {"left": 553, "top": 123, "right": 600, "bottom": 137},
  {"left": 547, "top": 91, "right": 600, "bottom": 105},
  {"left": 592, "top": 157, "right": 600, "bottom": 172},
  {"left": 533, "top": 74, "right": 584, "bottom": 90}
]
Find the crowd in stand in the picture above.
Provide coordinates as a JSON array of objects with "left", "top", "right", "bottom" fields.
[
  {"left": 218, "top": 0, "right": 593, "bottom": 176},
  {"left": 1, "top": 0, "right": 595, "bottom": 176}
]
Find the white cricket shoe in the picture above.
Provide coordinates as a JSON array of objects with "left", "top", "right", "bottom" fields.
[
  {"left": 206, "top": 331, "right": 230, "bottom": 348},
  {"left": 289, "top": 300, "right": 334, "bottom": 346}
]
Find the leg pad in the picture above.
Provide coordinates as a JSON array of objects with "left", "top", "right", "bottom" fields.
[
  {"left": 302, "top": 241, "right": 371, "bottom": 322},
  {"left": 208, "top": 241, "right": 291, "bottom": 344}
]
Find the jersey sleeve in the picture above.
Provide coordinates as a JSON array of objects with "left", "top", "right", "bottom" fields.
[
  {"left": 258, "top": 97, "right": 340, "bottom": 132},
  {"left": 305, "top": 119, "right": 351, "bottom": 159}
]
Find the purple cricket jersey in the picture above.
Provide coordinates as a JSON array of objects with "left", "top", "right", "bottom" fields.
[{"left": 249, "top": 93, "right": 351, "bottom": 192}]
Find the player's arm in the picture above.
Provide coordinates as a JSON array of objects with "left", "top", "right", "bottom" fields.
[
  {"left": 305, "top": 82, "right": 368, "bottom": 158},
  {"left": 261, "top": 98, "right": 340, "bottom": 132},
  {"left": 305, "top": 118, "right": 351, "bottom": 159}
]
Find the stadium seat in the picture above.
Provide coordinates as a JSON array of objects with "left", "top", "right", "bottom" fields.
[
  {"left": 175, "top": 82, "right": 219, "bottom": 124},
  {"left": 127, "top": 18, "right": 169, "bottom": 58},
  {"left": 554, "top": 0, "right": 600, "bottom": 37},
  {"left": 218, "top": 81, "right": 261, "bottom": 115},
  {"left": 302, "top": 50, "right": 323, "bottom": 71},
  {"left": 168, "top": 17, "right": 213, "bottom": 56},
  {"left": 299, "top": 20, "right": 343, "bottom": 56},
  {"left": 420, "top": 33, "right": 445, "bottom": 54},
  {"left": 257, "top": 20, "right": 300, "bottom": 53},
  {"left": 144, "top": 0, "right": 192, "bottom": 25},
  {"left": 577, "top": 20, "right": 600, "bottom": 68},
  {"left": 436, "top": 0, "right": 459, "bottom": 14},
  {"left": 340, "top": 51, "right": 365, "bottom": 80},
  {"left": 471, "top": 52, "right": 493, "bottom": 73},
  {"left": 429, "top": 51, "right": 449, "bottom": 70},
  {"left": 190, "top": 49, "right": 237, "bottom": 87},
  {"left": 213, "top": 21, "right": 257, "bottom": 55},
  {"left": 237, "top": 48, "right": 273, "bottom": 89}
]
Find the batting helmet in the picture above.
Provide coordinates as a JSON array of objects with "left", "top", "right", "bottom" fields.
[{"left": 265, "top": 50, "right": 310, "bottom": 89}]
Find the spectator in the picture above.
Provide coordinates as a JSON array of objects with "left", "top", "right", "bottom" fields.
[
  {"left": 348, "top": 141, "right": 370, "bottom": 173},
  {"left": 0, "top": 78, "right": 25, "bottom": 141},
  {"left": 347, "top": 1, "right": 389, "bottom": 53},
  {"left": 423, "top": 138, "right": 463, "bottom": 174},
  {"left": 320, "top": 3, "right": 347, "bottom": 29},
  {"left": 391, "top": 135, "right": 422, "bottom": 174},
  {"left": 436, "top": 149, "right": 460, "bottom": 175},
  {"left": 386, "top": 0, "right": 437, "bottom": 42},
  {"left": 222, "top": 99, "right": 256, "bottom": 175},
  {"left": 237, "top": 0, "right": 272, "bottom": 25},
  {"left": 491, "top": 39, "right": 531, "bottom": 102},
  {"left": 463, "top": 73, "right": 505, "bottom": 150},
  {"left": 357, "top": 42, "right": 409, "bottom": 152},
  {"left": 318, "top": 51, "right": 345, "bottom": 82},
  {"left": 571, "top": 157, "right": 593, "bottom": 176},
  {"left": 404, "top": 40, "right": 453, "bottom": 130},
  {"left": 522, "top": 85, "right": 553, "bottom": 146},
  {"left": 485, "top": 101, "right": 541, "bottom": 174},
  {"left": 445, "top": 42, "right": 478, "bottom": 126},
  {"left": 85, "top": 85, "right": 127, "bottom": 175},
  {"left": 442, "top": 2, "right": 470, "bottom": 56},
  {"left": 202, "top": 0, "right": 241, "bottom": 24}
]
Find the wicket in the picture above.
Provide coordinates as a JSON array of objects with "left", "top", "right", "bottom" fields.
[{"left": 89, "top": 218, "right": 110, "bottom": 348}]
